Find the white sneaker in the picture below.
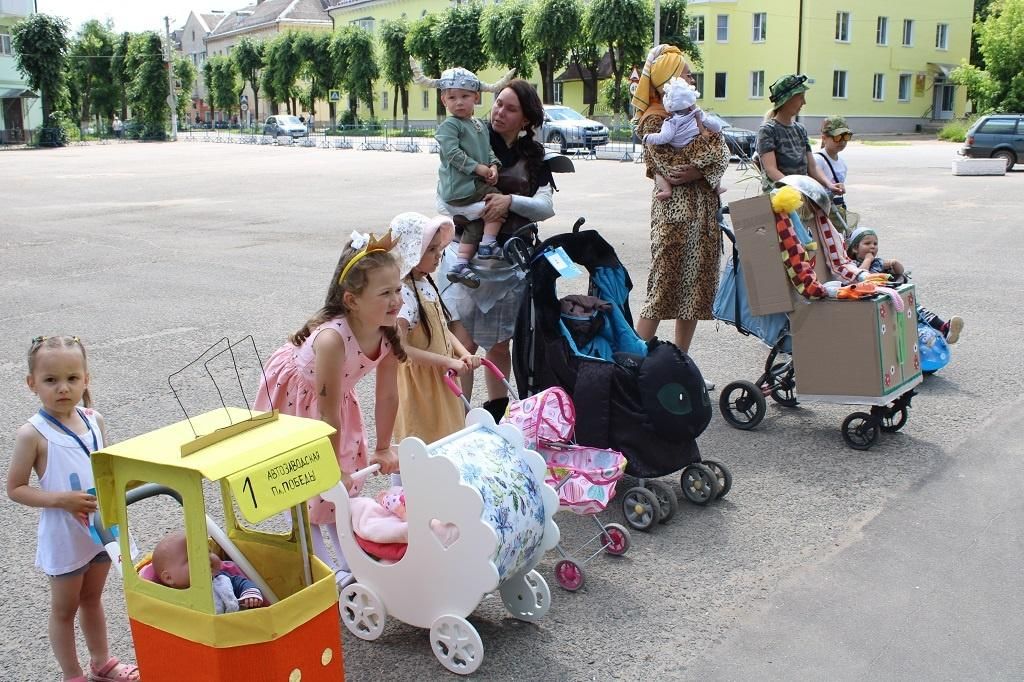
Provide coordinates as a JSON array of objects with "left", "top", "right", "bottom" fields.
[{"left": 704, "top": 378, "right": 716, "bottom": 391}]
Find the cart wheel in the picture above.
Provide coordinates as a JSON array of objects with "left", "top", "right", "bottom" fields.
[
  {"left": 645, "top": 479, "right": 679, "bottom": 523},
  {"left": 601, "top": 523, "right": 631, "bottom": 556},
  {"left": 339, "top": 583, "right": 387, "bottom": 641},
  {"left": 701, "top": 459, "right": 733, "bottom": 499},
  {"left": 842, "top": 412, "right": 880, "bottom": 450},
  {"left": 554, "top": 559, "right": 586, "bottom": 591},
  {"left": 719, "top": 381, "right": 767, "bottom": 430},
  {"left": 680, "top": 463, "right": 722, "bottom": 505},
  {"left": 501, "top": 570, "right": 551, "bottom": 622},
  {"left": 430, "top": 614, "right": 484, "bottom": 675},
  {"left": 880, "top": 405, "right": 909, "bottom": 433},
  {"left": 621, "top": 486, "right": 662, "bottom": 531}
]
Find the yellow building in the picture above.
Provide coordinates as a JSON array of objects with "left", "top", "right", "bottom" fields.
[{"left": 560, "top": 0, "right": 973, "bottom": 133}]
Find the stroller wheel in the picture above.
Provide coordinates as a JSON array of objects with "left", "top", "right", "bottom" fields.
[
  {"left": 601, "top": 523, "right": 631, "bottom": 556},
  {"left": 701, "top": 459, "right": 733, "bottom": 499},
  {"left": 720, "top": 381, "right": 767, "bottom": 430},
  {"left": 501, "top": 570, "right": 551, "bottom": 621},
  {"left": 769, "top": 363, "right": 799, "bottom": 407},
  {"left": 621, "top": 486, "right": 662, "bottom": 531},
  {"left": 680, "top": 464, "right": 722, "bottom": 505},
  {"left": 645, "top": 479, "right": 679, "bottom": 523},
  {"left": 841, "top": 412, "right": 880, "bottom": 450},
  {"left": 880, "top": 405, "right": 909, "bottom": 433},
  {"left": 339, "top": 583, "right": 387, "bottom": 641},
  {"left": 430, "top": 614, "right": 484, "bottom": 674},
  {"left": 554, "top": 559, "right": 586, "bottom": 591}
]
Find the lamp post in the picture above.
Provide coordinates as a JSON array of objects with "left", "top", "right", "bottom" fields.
[
  {"left": 654, "top": 0, "right": 660, "bottom": 45},
  {"left": 164, "top": 16, "right": 178, "bottom": 141}
]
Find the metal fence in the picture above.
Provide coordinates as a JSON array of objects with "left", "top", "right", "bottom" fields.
[{"left": 2, "top": 122, "right": 648, "bottom": 162}]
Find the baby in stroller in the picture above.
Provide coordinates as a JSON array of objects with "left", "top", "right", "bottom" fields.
[{"left": 847, "top": 227, "right": 964, "bottom": 344}]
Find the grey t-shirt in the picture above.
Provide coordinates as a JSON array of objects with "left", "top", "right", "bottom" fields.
[{"left": 756, "top": 119, "right": 811, "bottom": 176}]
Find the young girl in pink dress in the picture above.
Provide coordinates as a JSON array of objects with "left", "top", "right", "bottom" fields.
[{"left": 255, "top": 231, "right": 406, "bottom": 585}]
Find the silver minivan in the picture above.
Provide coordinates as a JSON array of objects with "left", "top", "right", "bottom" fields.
[{"left": 960, "top": 114, "right": 1023, "bottom": 170}]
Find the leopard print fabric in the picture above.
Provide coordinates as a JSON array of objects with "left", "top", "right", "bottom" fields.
[{"left": 638, "top": 114, "right": 731, "bottom": 320}]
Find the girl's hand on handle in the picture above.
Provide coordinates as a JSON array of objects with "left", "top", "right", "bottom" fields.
[
  {"left": 443, "top": 357, "right": 467, "bottom": 375},
  {"left": 370, "top": 446, "right": 399, "bottom": 475},
  {"left": 58, "top": 491, "right": 97, "bottom": 524},
  {"left": 461, "top": 354, "right": 481, "bottom": 373}
]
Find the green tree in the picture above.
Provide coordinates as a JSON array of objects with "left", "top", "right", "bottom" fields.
[
  {"left": 380, "top": 18, "right": 413, "bottom": 128},
  {"left": 209, "top": 55, "right": 242, "bottom": 123},
  {"left": 233, "top": 36, "right": 266, "bottom": 122},
  {"left": 10, "top": 13, "right": 70, "bottom": 128},
  {"left": 264, "top": 32, "right": 303, "bottom": 115},
  {"left": 298, "top": 32, "right": 341, "bottom": 127},
  {"left": 659, "top": 0, "right": 700, "bottom": 64},
  {"left": 174, "top": 56, "right": 197, "bottom": 126},
  {"left": 110, "top": 31, "right": 132, "bottom": 119},
  {"left": 338, "top": 26, "right": 379, "bottom": 119},
  {"left": 956, "top": 0, "right": 1024, "bottom": 113},
  {"left": 202, "top": 59, "right": 217, "bottom": 123},
  {"left": 481, "top": 0, "right": 533, "bottom": 78},
  {"left": 69, "top": 20, "right": 118, "bottom": 129},
  {"left": 526, "top": 0, "right": 577, "bottom": 104},
  {"left": 435, "top": 3, "right": 488, "bottom": 74},
  {"left": 585, "top": 0, "right": 652, "bottom": 114},
  {"left": 126, "top": 31, "right": 170, "bottom": 136},
  {"left": 407, "top": 13, "right": 444, "bottom": 118}
]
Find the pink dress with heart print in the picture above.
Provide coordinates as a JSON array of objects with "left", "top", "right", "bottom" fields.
[{"left": 255, "top": 316, "right": 391, "bottom": 525}]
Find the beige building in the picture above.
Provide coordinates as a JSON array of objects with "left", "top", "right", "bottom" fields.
[{"left": 180, "top": 10, "right": 227, "bottom": 123}]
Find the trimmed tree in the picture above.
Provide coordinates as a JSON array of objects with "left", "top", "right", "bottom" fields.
[
  {"left": 339, "top": 26, "right": 379, "bottom": 120},
  {"left": 202, "top": 59, "right": 216, "bottom": 123},
  {"left": 525, "top": 0, "right": 577, "bottom": 104},
  {"left": 379, "top": 18, "right": 413, "bottom": 129},
  {"left": 435, "top": 3, "right": 488, "bottom": 74},
  {"left": 69, "top": 19, "right": 118, "bottom": 130},
  {"left": 481, "top": 0, "right": 533, "bottom": 78},
  {"left": 10, "top": 13, "right": 70, "bottom": 129},
  {"left": 209, "top": 55, "right": 242, "bottom": 124},
  {"left": 126, "top": 31, "right": 170, "bottom": 137},
  {"left": 264, "top": 32, "right": 303, "bottom": 114},
  {"left": 233, "top": 36, "right": 266, "bottom": 122},
  {"left": 173, "top": 57, "right": 197, "bottom": 126},
  {"left": 407, "top": 13, "right": 444, "bottom": 118},
  {"left": 110, "top": 31, "right": 132, "bottom": 120},
  {"left": 299, "top": 32, "right": 341, "bottom": 128},
  {"left": 585, "top": 0, "right": 652, "bottom": 115}
]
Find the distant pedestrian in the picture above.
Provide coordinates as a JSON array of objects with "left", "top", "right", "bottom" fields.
[{"left": 112, "top": 115, "right": 122, "bottom": 139}]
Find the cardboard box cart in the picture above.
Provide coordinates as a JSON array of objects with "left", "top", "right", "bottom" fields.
[{"left": 93, "top": 408, "right": 346, "bottom": 681}]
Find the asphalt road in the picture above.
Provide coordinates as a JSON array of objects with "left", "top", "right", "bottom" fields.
[{"left": 1, "top": 138, "right": 1020, "bottom": 680}]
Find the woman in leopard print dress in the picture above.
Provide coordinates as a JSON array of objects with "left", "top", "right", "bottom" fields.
[{"left": 631, "top": 45, "right": 730, "bottom": 354}]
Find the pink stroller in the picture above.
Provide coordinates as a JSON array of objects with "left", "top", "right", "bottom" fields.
[{"left": 447, "top": 360, "right": 631, "bottom": 592}]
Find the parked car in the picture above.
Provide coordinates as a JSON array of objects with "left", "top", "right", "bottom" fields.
[
  {"left": 960, "top": 114, "right": 1023, "bottom": 170},
  {"left": 541, "top": 106, "right": 609, "bottom": 152},
  {"left": 263, "top": 115, "right": 307, "bottom": 138},
  {"left": 703, "top": 113, "right": 757, "bottom": 161}
]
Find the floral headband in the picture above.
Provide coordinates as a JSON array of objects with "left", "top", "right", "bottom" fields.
[{"left": 338, "top": 229, "right": 398, "bottom": 284}]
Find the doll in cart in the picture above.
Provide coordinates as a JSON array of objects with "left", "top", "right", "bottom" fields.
[{"left": 322, "top": 407, "right": 560, "bottom": 675}]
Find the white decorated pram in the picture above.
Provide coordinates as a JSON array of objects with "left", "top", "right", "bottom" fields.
[{"left": 321, "top": 408, "right": 560, "bottom": 675}]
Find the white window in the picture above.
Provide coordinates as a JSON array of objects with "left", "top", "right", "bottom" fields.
[
  {"left": 0, "top": 34, "right": 10, "bottom": 56},
  {"left": 835, "top": 12, "right": 851, "bottom": 42},
  {"left": 689, "top": 15, "right": 705, "bottom": 43},
  {"left": 714, "top": 72, "right": 727, "bottom": 98},
  {"left": 750, "top": 70, "right": 764, "bottom": 98},
  {"left": 352, "top": 17, "right": 375, "bottom": 33},
  {"left": 898, "top": 73, "right": 912, "bottom": 100},
  {"left": 752, "top": 13, "right": 766, "bottom": 42},
  {"left": 716, "top": 15, "right": 729, "bottom": 42},
  {"left": 902, "top": 19, "right": 914, "bottom": 46},
  {"left": 832, "top": 70, "right": 848, "bottom": 98},
  {"left": 872, "top": 73, "right": 885, "bottom": 100},
  {"left": 935, "top": 23, "right": 949, "bottom": 49},
  {"left": 876, "top": 16, "right": 888, "bottom": 45},
  {"left": 693, "top": 72, "right": 704, "bottom": 97},
  {"left": 382, "top": 90, "right": 388, "bottom": 110},
  {"left": 553, "top": 81, "right": 563, "bottom": 104},
  {"left": 422, "top": 90, "right": 429, "bottom": 109}
]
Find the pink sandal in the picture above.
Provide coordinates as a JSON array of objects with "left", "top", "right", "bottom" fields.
[{"left": 89, "top": 657, "right": 140, "bottom": 682}]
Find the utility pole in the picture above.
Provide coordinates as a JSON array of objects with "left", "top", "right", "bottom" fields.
[
  {"left": 164, "top": 16, "right": 179, "bottom": 141},
  {"left": 654, "top": 0, "right": 661, "bottom": 46}
]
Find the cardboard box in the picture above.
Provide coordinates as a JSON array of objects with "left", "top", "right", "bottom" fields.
[
  {"left": 729, "top": 194, "right": 794, "bottom": 315},
  {"left": 790, "top": 284, "right": 923, "bottom": 401}
]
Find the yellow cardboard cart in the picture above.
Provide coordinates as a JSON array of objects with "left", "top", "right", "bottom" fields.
[{"left": 93, "top": 408, "right": 344, "bottom": 681}]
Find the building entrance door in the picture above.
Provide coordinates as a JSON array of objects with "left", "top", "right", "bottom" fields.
[
  {"left": 933, "top": 78, "right": 955, "bottom": 120},
  {"left": 2, "top": 97, "right": 25, "bottom": 141}
]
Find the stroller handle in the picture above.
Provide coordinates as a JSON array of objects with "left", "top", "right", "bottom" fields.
[{"left": 444, "top": 358, "right": 516, "bottom": 412}]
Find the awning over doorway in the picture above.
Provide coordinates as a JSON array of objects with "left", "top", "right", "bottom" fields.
[
  {"left": 0, "top": 88, "right": 38, "bottom": 98},
  {"left": 927, "top": 63, "right": 957, "bottom": 79}
]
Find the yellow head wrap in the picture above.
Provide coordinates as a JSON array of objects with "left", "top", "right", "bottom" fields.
[{"left": 630, "top": 45, "right": 687, "bottom": 125}]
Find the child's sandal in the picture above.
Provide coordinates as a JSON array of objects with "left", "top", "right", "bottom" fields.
[{"left": 89, "top": 657, "right": 140, "bottom": 682}]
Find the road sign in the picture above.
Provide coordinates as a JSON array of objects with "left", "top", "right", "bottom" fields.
[
  {"left": 239, "top": 94, "right": 249, "bottom": 112},
  {"left": 629, "top": 82, "right": 638, "bottom": 95},
  {"left": 629, "top": 66, "right": 641, "bottom": 83},
  {"left": 329, "top": 89, "right": 341, "bottom": 102}
]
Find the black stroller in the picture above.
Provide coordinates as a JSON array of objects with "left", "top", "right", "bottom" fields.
[{"left": 511, "top": 220, "right": 732, "bottom": 531}]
